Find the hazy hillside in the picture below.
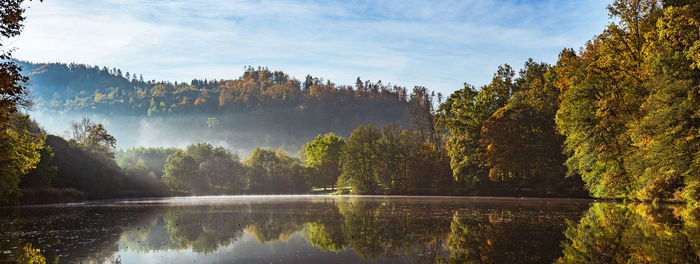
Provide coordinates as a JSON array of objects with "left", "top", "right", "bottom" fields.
[
  {"left": 45, "top": 135, "right": 170, "bottom": 199},
  {"left": 19, "top": 61, "right": 413, "bottom": 154}
]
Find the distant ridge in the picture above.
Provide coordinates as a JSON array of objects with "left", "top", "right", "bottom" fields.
[{"left": 18, "top": 60, "right": 421, "bottom": 152}]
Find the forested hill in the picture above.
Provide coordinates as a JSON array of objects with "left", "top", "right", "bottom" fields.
[{"left": 18, "top": 61, "right": 420, "bottom": 152}]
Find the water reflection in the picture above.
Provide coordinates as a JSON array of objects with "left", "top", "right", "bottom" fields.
[
  {"left": 557, "top": 203, "right": 700, "bottom": 264},
  {"left": 1, "top": 196, "right": 698, "bottom": 263}
]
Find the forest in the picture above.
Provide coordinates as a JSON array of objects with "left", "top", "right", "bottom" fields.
[
  {"left": 0, "top": 0, "right": 698, "bottom": 204},
  {"left": 17, "top": 60, "right": 412, "bottom": 152}
]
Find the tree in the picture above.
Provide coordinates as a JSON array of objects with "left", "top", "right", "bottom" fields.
[
  {"left": 406, "top": 142, "right": 453, "bottom": 195},
  {"left": 162, "top": 150, "right": 203, "bottom": 194},
  {"left": 626, "top": 4, "right": 700, "bottom": 200},
  {"left": 0, "top": 0, "right": 42, "bottom": 203},
  {"left": 69, "top": 117, "right": 94, "bottom": 144},
  {"left": 115, "top": 146, "right": 178, "bottom": 178},
  {"left": 375, "top": 125, "right": 415, "bottom": 193},
  {"left": 436, "top": 83, "right": 499, "bottom": 192},
  {"left": 555, "top": 0, "right": 660, "bottom": 198},
  {"left": 0, "top": 113, "right": 45, "bottom": 203},
  {"left": 157, "top": 143, "right": 249, "bottom": 194},
  {"left": 478, "top": 59, "right": 585, "bottom": 196},
  {"left": 85, "top": 123, "right": 116, "bottom": 157},
  {"left": 20, "top": 144, "right": 57, "bottom": 189},
  {"left": 301, "top": 133, "right": 345, "bottom": 190},
  {"left": 199, "top": 155, "right": 245, "bottom": 194},
  {"left": 556, "top": 0, "right": 699, "bottom": 201},
  {"left": 0, "top": 0, "right": 33, "bottom": 126},
  {"left": 339, "top": 125, "right": 381, "bottom": 194},
  {"left": 69, "top": 117, "right": 116, "bottom": 158},
  {"left": 408, "top": 86, "right": 441, "bottom": 147},
  {"left": 246, "top": 148, "right": 308, "bottom": 194}
]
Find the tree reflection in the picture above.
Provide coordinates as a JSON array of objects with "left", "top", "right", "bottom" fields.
[
  {"left": 245, "top": 203, "right": 310, "bottom": 243},
  {"left": 121, "top": 198, "right": 585, "bottom": 263},
  {"left": 304, "top": 197, "right": 455, "bottom": 261},
  {"left": 14, "top": 243, "right": 46, "bottom": 264},
  {"left": 557, "top": 203, "right": 700, "bottom": 264},
  {"left": 303, "top": 200, "right": 346, "bottom": 252},
  {"left": 10, "top": 199, "right": 700, "bottom": 263},
  {"left": 117, "top": 202, "right": 313, "bottom": 253},
  {"left": 437, "top": 212, "right": 481, "bottom": 264}
]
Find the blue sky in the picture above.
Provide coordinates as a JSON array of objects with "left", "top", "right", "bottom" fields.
[{"left": 14, "top": 0, "right": 610, "bottom": 95}]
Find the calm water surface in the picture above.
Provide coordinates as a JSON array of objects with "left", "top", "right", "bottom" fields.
[{"left": 1, "top": 195, "right": 698, "bottom": 263}]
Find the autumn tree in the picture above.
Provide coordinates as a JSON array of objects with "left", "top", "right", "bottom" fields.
[
  {"left": 436, "top": 80, "right": 500, "bottom": 192},
  {"left": 556, "top": 0, "right": 699, "bottom": 201},
  {"left": 0, "top": 113, "right": 45, "bottom": 203},
  {"left": 0, "top": 0, "right": 32, "bottom": 126},
  {"left": 479, "top": 59, "right": 585, "bottom": 196},
  {"left": 626, "top": 3, "right": 700, "bottom": 200},
  {"left": 69, "top": 117, "right": 116, "bottom": 158},
  {"left": 0, "top": 0, "right": 44, "bottom": 204}
]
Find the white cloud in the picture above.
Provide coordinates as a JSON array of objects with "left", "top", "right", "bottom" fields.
[{"left": 12, "top": 0, "right": 610, "bottom": 95}]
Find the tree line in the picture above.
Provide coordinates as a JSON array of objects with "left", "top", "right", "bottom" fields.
[
  {"left": 324, "top": 0, "right": 699, "bottom": 201},
  {"left": 18, "top": 62, "right": 416, "bottom": 115},
  {"left": 1, "top": 0, "right": 699, "bottom": 203},
  {"left": 434, "top": 0, "right": 699, "bottom": 201}
]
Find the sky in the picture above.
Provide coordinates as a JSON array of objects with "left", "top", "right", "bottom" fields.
[{"left": 13, "top": 0, "right": 610, "bottom": 96}]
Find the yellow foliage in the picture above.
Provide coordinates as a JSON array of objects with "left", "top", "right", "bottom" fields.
[{"left": 14, "top": 243, "right": 46, "bottom": 264}]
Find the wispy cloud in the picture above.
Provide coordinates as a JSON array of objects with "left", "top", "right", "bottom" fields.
[{"left": 13, "top": 0, "right": 610, "bottom": 95}]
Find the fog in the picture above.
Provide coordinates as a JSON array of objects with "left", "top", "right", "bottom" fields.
[{"left": 29, "top": 109, "right": 318, "bottom": 157}]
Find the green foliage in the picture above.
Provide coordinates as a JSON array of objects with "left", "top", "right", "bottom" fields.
[
  {"left": 304, "top": 222, "right": 346, "bottom": 252},
  {"left": 161, "top": 147, "right": 241, "bottom": 195},
  {"left": 0, "top": 113, "right": 45, "bottom": 203},
  {"left": 408, "top": 86, "right": 442, "bottom": 146},
  {"left": 440, "top": 212, "right": 481, "bottom": 264},
  {"left": 245, "top": 148, "right": 308, "bottom": 194},
  {"left": 555, "top": 0, "right": 699, "bottom": 201},
  {"left": 21, "top": 145, "right": 57, "bottom": 189},
  {"left": 479, "top": 59, "right": 586, "bottom": 196},
  {"left": 116, "top": 146, "right": 178, "bottom": 178},
  {"left": 0, "top": 0, "right": 44, "bottom": 204},
  {"left": 337, "top": 124, "right": 455, "bottom": 194},
  {"left": 435, "top": 82, "right": 499, "bottom": 191},
  {"left": 21, "top": 62, "right": 412, "bottom": 147},
  {"left": 339, "top": 125, "right": 381, "bottom": 194},
  {"left": 626, "top": 4, "right": 700, "bottom": 201},
  {"left": 200, "top": 155, "right": 245, "bottom": 194},
  {"left": 85, "top": 123, "right": 116, "bottom": 157},
  {"left": 68, "top": 117, "right": 116, "bottom": 159},
  {"left": 406, "top": 142, "right": 454, "bottom": 194},
  {"left": 301, "top": 133, "right": 345, "bottom": 189},
  {"left": 163, "top": 150, "right": 201, "bottom": 193},
  {"left": 557, "top": 203, "right": 700, "bottom": 263},
  {"left": 146, "top": 143, "right": 308, "bottom": 195},
  {"left": 46, "top": 135, "right": 167, "bottom": 199}
]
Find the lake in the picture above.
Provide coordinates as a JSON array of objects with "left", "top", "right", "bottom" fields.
[{"left": 1, "top": 195, "right": 698, "bottom": 263}]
